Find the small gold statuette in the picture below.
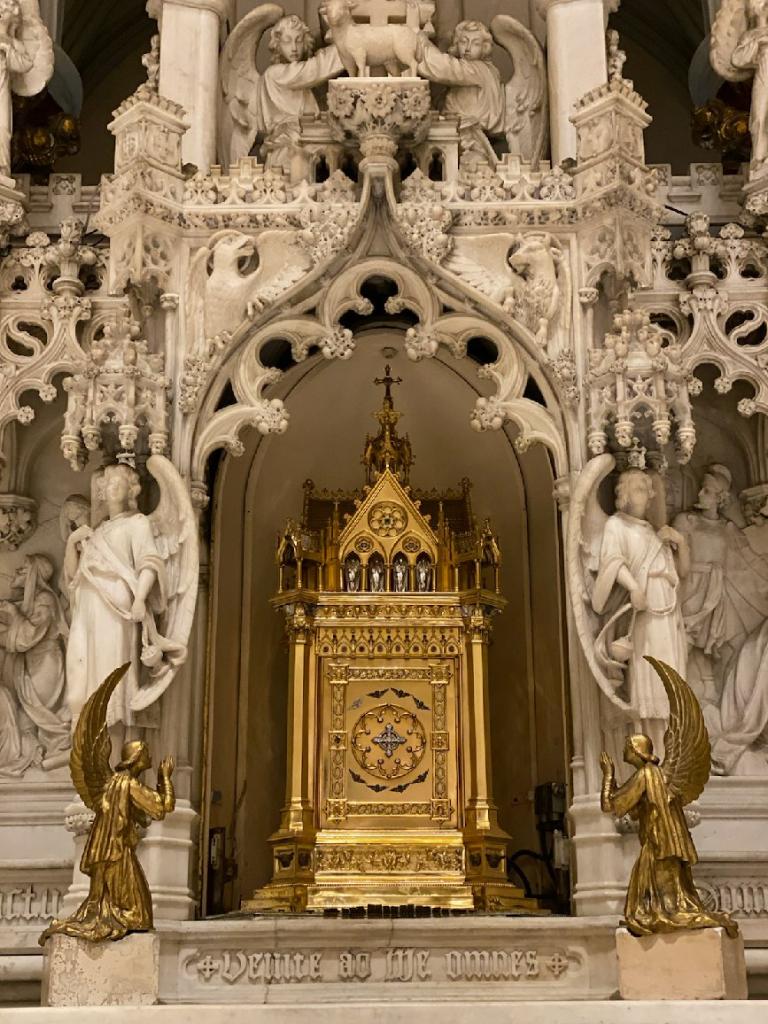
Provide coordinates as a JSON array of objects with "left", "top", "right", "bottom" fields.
[
  {"left": 600, "top": 656, "right": 738, "bottom": 938},
  {"left": 40, "top": 665, "right": 176, "bottom": 944}
]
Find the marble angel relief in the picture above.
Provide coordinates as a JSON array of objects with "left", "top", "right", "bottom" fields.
[
  {"left": 219, "top": 4, "right": 343, "bottom": 171},
  {"left": 187, "top": 228, "right": 311, "bottom": 347},
  {"left": 443, "top": 232, "right": 570, "bottom": 352},
  {"left": 0, "top": 0, "right": 52, "bottom": 177},
  {"left": 711, "top": 0, "right": 768, "bottom": 176},
  {"left": 0, "top": 554, "right": 70, "bottom": 776},
  {"left": 568, "top": 455, "right": 690, "bottom": 759},
  {"left": 417, "top": 17, "right": 548, "bottom": 168},
  {"left": 673, "top": 465, "right": 768, "bottom": 775},
  {"left": 62, "top": 456, "right": 198, "bottom": 730}
]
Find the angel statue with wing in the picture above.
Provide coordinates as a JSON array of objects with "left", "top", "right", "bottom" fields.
[
  {"left": 567, "top": 455, "right": 689, "bottom": 761},
  {"left": 600, "top": 656, "right": 738, "bottom": 937},
  {"left": 712, "top": 0, "right": 768, "bottom": 175},
  {"left": 0, "top": 0, "right": 52, "bottom": 177},
  {"left": 40, "top": 665, "right": 175, "bottom": 944},
  {"left": 417, "top": 16, "right": 547, "bottom": 168},
  {"left": 62, "top": 455, "right": 198, "bottom": 732},
  {"left": 219, "top": 4, "right": 343, "bottom": 171}
]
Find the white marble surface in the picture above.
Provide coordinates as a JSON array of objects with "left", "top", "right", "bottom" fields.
[
  {"left": 617, "top": 927, "right": 748, "bottom": 1001},
  {"left": 42, "top": 932, "right": 159, "bottom": 1006},
  {"left": 3, "top": 1000, "right": 768, "bottom": 1022}
]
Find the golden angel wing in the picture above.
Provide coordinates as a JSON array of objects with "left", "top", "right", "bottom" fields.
[
  {"left": 647, "top": 656, "right": 711, "bottom": 805},
  {"left": 70, "top": 664, "right": 129, "bottom": 810}
]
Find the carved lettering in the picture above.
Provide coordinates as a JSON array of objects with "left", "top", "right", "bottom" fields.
[
  {"left": 194, "top": 951, "right": 322, "bottom": 985},
  {"left": 443, "top": 949, "right": 549, "bottom": 981},
  {"left": 339, "top": 951, "right": 372, "bottom": 981},
  {"left": 0, "top": 885, "right": 64, "bottom": 923},
  {"left": 385, "top": 948, "right": 431, "bottom": 982}
]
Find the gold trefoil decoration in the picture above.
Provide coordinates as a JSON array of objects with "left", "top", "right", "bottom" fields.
[
  {"left": 40, "top": 665, "right": 176, "bottom": 944},
  {"left": 600, "top": 657, "right": 738, "bottom": 938},
  {"left": 351, "top": 703, "right": 426, "bottom": 780}
]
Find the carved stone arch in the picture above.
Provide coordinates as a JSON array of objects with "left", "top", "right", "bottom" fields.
[{"left": 189, "top": 258, "right": 570, "bottom": 486}]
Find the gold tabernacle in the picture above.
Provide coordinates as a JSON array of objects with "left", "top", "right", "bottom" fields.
[
  {"left": 243, "top": 367, "right": 532, "bottom": 913},
  {"left": 40, "top": 664, "right": 176, "bottom": 944},
  {"left": 600, "top": 656, "right": 738, "bottom": 938}
]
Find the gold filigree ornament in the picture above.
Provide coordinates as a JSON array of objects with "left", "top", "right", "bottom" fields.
[
  {"left": 40, "top": 665, "right": 176, "bottom": 945},
  {"left": 351, "top": 703, "right": 426, "bottom": 779},
  {"left": 368, "top": 501, "right": 407, "bottom": 537},
  {"left": 600, "top": 657, "right": 738, "bottom": 938}
]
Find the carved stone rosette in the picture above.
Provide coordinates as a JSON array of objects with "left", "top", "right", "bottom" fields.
[
  {"left": 327, "top": 79, "right": 431, "bottom": 160},
  {"left": 0, "top": 494, "right": 37, "bottom": 549}
]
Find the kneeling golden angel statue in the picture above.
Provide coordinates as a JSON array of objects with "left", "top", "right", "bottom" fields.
[
  {"left": 600, "top": 656, "right": 738, "bottom": 938},
  {"left": 40, "top": 665, "right": 175, "bottom": 944}
]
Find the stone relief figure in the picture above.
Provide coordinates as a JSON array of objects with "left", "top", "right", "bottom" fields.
[
  {"left": 219, "top": 4, "right": 343, "bottom": 170},
  {"left": 711, "top": 0, "right": 768, "bottom": 175},
  {"left": 443, "top": 232, "right": 570, "bottom": 352},
  {"left": 40, "top": 665, "right": 175, "bottom": 944},
  {"left": 62, "top": 456, "right": 198, "bottom": 730},
  {"left": 673, "top": 464, "right": 768, "bottom": 706},
  {"left": 0, "top": 0, "right": 53, "bottom": 177},
  {"left": 568, "top": 455, "right": 690, "bottom": 758},
  {"left": 417, "top": 16, "right": 547, "bottom": 168},
  {"left": 0, "top": 683, "right": 37, "bottom": 775},
  {"left": 186, "top": 229, "right": 311, "bottom": 349},
  {"left": 601, "top": 657, "right": 738, "bottom": 937},
  {"left": 0, "top": 554, "right": 70, "bottom": 769}
]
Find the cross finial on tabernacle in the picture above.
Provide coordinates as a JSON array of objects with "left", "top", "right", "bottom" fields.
[{"left": 374, "top": 364, "right": 402, "bottom": 404}]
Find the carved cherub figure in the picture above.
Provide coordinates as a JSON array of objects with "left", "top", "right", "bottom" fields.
[
  {"left": 417, "top": 16, "right": 547, "bottom": 167},
  {"left": 712, "top": 0, "right": 768, "bottom": 174},
  {"left": 600, "top": 656, "right": 738, "bottom": 937},
  {"left": 0, "top": 0, "right": 53, "bottom": 176},
  {"left": 219, "top": 5, "right": 343, "bottom": 170},
  {"left": 40, "top": 665, "right": 175, "bottom": 944}
]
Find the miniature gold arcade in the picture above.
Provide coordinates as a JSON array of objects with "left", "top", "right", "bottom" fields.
[{"left": 245, "top": 368, "right": 527, "bottom": 913}]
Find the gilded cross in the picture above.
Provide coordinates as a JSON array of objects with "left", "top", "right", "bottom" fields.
[
  {"left": 374, "top": 364, "right": 403, "bottom": 404},
  {"left": 372, "top": 722, "right": 406, "bottom": 758}
]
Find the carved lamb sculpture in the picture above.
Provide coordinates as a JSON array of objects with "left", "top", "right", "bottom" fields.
[{"left": 320, "top": 0, "right": 420, "bottom": 77}]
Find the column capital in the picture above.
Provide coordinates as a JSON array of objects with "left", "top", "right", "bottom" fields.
[{"left": 147, "top": 0, "right": 233, "bottom": 25}]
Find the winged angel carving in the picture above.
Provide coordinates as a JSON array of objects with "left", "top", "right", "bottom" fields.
[
  {"left": 0, "top": 0, "right": 53, "bottom": 176},
  {"left": 567, "top": 455, "right": 689, "bottom": 756},
  {"left": 601, "top": 657, "right": 738, "bottom": 937},
  {"left": 41, "top": 665, "right": 176, "bottom": 944},
  {"left": 443, "top": 232, "right": 570, "bottom": 351},
  {"left": 63, "top": 456, "right": 198, "bottom": 728},
  {"left": 417, "top": 16, "right": 548, "bottom": 167},
  {"left": 219, "top": 4, "right": 342, "bottom": 170},
  {"left": 711, "top": 0, "right": 768, "bottom": 174},
  {"left": 187, "top": 229, "right": 311, "bottom": 352}
]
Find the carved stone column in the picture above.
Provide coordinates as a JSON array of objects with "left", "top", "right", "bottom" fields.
[
  {"left": 149, "top": 0, "right": 232, "bottom": 170},
  {"left": 536, "top": 0, "right": 616, "bottom": 162}
]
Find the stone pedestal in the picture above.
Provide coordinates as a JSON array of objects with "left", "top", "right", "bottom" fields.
[
  {"left": 42, "top": 932, "right": 159, "bottom": 1006},
  {"left": 616, "top": 927, "right": 748, "bottom": 1001}
]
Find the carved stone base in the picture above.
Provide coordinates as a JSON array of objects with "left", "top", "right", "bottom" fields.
[
  {"left": 42, "top": 932, "right": 159, "bottom": 1006},
  {"left": 616, "top": 926, "right": 748, "bottom": 1000}
]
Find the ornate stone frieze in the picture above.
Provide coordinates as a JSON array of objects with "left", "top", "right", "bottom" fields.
[
  {"left": 60, "top": 307, "right": 169, "bottom": 468},
  {"left": 328, "top": 78, "right": 432, "bottom": 160},
  {"left": 314, "top": 845, "right": 463, "bottom": 874},
  {"left": 587, "top": 308, "right": 696, "bottom": 461}
]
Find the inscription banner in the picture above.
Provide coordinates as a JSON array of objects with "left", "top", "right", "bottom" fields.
[{"left": 184, "top": 946, "right": 572, "bottom": 987}]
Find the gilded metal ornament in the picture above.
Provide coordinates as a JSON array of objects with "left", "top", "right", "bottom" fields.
[
  {"left": 246, "top": 369, "right": 530, "bottom": 913},
  {"left": 40, "top": 664, "right": 176, "bottom": 944},
  {"left": 600, "top": 656, "right": 739, "bottom": 938}
]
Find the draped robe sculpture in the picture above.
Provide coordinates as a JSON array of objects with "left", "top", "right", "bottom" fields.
[
  {"left": 62, "top": 456, "right": 198, "bottom": 729},
  {"left": 0, "top": 0, "right": 52, "bottom": 177},
  {"left": 40, "top": 665, "right": 175, "bottom": 944}
]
